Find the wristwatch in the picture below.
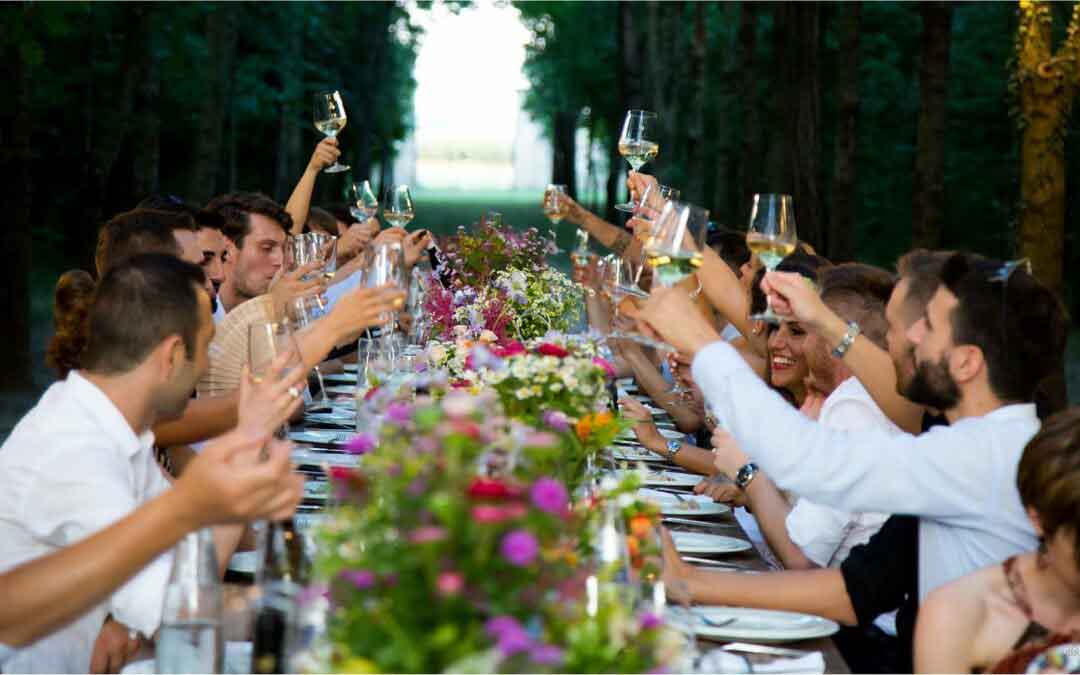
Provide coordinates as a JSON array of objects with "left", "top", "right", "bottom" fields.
[
  {"left": 666, "top": 439, "right": 683, "bottom": 461},
  {"left": 734, "top": 462, "right": 759, "bottom": 490}
]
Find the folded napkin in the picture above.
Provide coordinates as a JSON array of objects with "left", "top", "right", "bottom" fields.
[{"left": 697, "top": 648, "right": 825, "bottom": 674}]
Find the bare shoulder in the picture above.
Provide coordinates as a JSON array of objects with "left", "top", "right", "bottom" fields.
[{"left": 915, "top": 567, "right": 996, "bottom": 672}]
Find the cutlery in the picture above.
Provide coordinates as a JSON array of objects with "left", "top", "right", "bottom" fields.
[
  {"left": 680, "top": 555, "right": 757, "bottom": 570},
  {"left": 720, "top": 643, "right": 810, "bottom": 659},
  {"left": 694, "top": 613, "right": 737, "bottom": 628},
  {"left": 649, "top": 487, "right": 694, "bottom": 504},
  {"left": 662, "top": 516, "right": 740, "bottom": 530}
]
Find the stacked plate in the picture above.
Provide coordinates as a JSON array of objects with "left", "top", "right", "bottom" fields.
[
  {"left": 666, "top": 606, "right": 839, "bottom": 643},
  {"left": 638, "top": 488, "right": 731, "bottom": 517}
]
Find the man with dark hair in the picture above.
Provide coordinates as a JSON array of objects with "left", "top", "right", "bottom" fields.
[
  {"left": 137, "top": 196, "right": 228, "bottom": 312},
  {"left": 0, "top": 254, "right": 269, "bottom": 672},
  {"left": 94, "top": 209, "right": 200, "bottom": 278}
]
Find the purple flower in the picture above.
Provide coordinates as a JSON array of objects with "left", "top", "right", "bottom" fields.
[
  {"left": 530, "top": 478, "right": 568, "bottom": 515},
  {"left": 385, "top": 401, "right": 413, "bottom": 426},
  {"left": 523, "top": 431, "right": 558, "bottom": 448},
  {"left": 485, "top": 616, "right": 532, "bottom": 657},
  {"left": 345, "top": 433, "right": 376, "bottom": 455},
  {"left": 407, "top": 477, "right": 427, "bottom": 495},
  {"left": 339, "top": 569, "right": 375, "bottom": 589},
  {"left": 541, "top": 410, "right": 569, "bottom": 432},
  {"left": 500, "top": 529, "right": 539, "bottom": 567},
  {"left": 639, "top": 611, "right": 662, "bottom": 630},
  {"left": 529, "top": 644, "right": 565, "bottom": 666}
]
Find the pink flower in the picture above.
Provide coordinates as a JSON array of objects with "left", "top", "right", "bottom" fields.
[
  {"left": 536, "top": 343, "right": 569, "bottom": 358},
  {"left": 529, "top": 645, "right": 565, "bottom": 666},
  {"left": 339, "top": 569, "right": 375, "bottom": 589},
  {"left": 385, "top": 401, "right": 413, "bottom": 426},
  {"left": 472, "top": 504, "right": 513, "bottom": 523},
  {"left": 541, "top": 410, "right": 570, "bottom": 432},
  {"left": 494, "top": 341, "right": 527, "bottom": 358},
  {"left": 592, "top": 356, "right": 617, "bottom": 379},
  {"left": 523, "top": 431, "right": 559, "bottom": 448},
  {"left": 530, "top": 477, "right": 568, "bottom": 515},
  {"left": 436, "top": 571, "right": 464, "bottom": 596},
  {"left": 467, "top": 478, "right": 512, "bottom": 499},
  {"left": 639, "top": 611, "right": 662, "bottom": 630},
  {"left": 500, "top": 529, "right": 539, "bottom": 567},
  {"left": 345, "top": 433, "right": 376, "bottom": 455},
  {"left": 409, "top": 526, "right": 447, "bottom": 544}
]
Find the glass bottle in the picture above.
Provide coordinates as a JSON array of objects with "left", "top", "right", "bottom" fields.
[
  {"left": 250, "top": 520, "right": 302, "bottom": 674},
  {"left": 156, "top": 529, "right": 224, "bottom": 674}
]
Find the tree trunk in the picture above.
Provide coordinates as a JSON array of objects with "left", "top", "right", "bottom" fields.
[
  {"left": 685, "top": 2, "right": 708, "bottom": 206},
  {"left": 735, "top": 1, "right": 760, "bottom": 224},
  {"left": 787, "top": 2, "right": 824, "bottom": 252},
  {"left": 552, "top": 111, "right": 577, "bottom": 200},
  {"left": 767, "top": 3, "right": 793, "bottom": 194},
  {"left": 273, "top": 6, "right": 303, "bottom": 201},
  {"left": 911, "top": 1, "right": 953, "bottom": 250},
  {"left": 828, "top": 2, "right": 862, "bottom": 262},
  {"left": 189, "top": 3, "right": 238, "bottom": 202},
  {"left": 0, "top": 3, "right": 34, "bottom": 391},
  {"left": 1016, "top": 0, "right": 1079, "bottom": 297},
  {"left": 132, "top": 7, "right": 161, "bottom": 200}
]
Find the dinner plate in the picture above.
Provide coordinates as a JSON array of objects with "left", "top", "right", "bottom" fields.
[
  {"left": 303, "top": 411, "right": 355, "bottom": 426},
  {"left": 322, "top": 384, "right": 357, "bottom": 396},
  {"left": 617, "top": 427, "right": 684, "bottom": 442},
  {"left": 618, "top": 469, "right": 700, "bottom": 487},
  {"left": 294, "top": 512, "right": 328, "bottom": 532},
  {"left": 343, "top": 363, "right": 358, "bottom": 373},
  {"left": 671, "top": 531, "right": 752, "bottom": 555},
  {"left": 322, "top": 373, "right": 358, "bottom": 384},
  {"left": 227, "top": 551, "right": 256, "bottom": 575},
  {"left": 291, "top": 448, "right": 360, "bottom": 468},
  {"left": 609, "top": 446, "right": 666, "bottom": 463},
  {"left": 303, "top": 481, "right": 330, "bottom": 501},
  {"left": 638, "top": 488, "right": 731, "bottom": 516},
  {"left": 666, "top": 606, "right": 839, "bottom": 643},
  {"left": 288, "top": 429, "right": 350, "bottom": 445}
]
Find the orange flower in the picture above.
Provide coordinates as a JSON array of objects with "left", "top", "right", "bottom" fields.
[
  {"left": 575, "top": 411, "right": 614, "bottom": 441},
  {"left": 629, "top": 514, "right": 654, "bottom": 538}
]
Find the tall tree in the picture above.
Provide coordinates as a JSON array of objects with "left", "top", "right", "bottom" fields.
[
  {"left": 766, "top": 3, "right": 793, "bottom": 195},
  {"left": 0, "top": 2, "right": 35, "bottom": 391},
  {"left": 1015, "top": 0, "right": 1080, "bottom": 296},
  {"left": 911, "top": 1, "right": 953, "bottom": 250},
  {"left": 735, "top": 1, "right": 760, "bottom": 224},
  {"left": 131, "top": 7, "right": 161, "bottom": 201},
  {"left": 787, "top": 2, "right": 824, "bottom": 251},
  {"left": 685, "top": 2, "right": 708, "bottom": 205},
  {"left": 189, "top": 2, "right": 237, "bottom": 202},
  {"left": 552, "top": 111, "right": 577, "bottom": 199},
  {"left": 829, "top": 2, "right": 862, "bottom": 262}
]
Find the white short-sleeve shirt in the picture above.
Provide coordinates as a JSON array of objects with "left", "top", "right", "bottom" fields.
[{"left": 0, "top": 372, "right": 173, "bottom": 673}]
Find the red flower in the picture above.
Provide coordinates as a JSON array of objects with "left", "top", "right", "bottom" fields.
[
  {"left": 450, "top": 379, "right": 473, "bottom": 389},
  {"left": 536, "top": 343, "right": 569, "bottom": 358},
  {"left": 363, "top": 385, "right": 382, "bottom": 401},
  {"left": 493, "top": 341, "right": 526, "bottom": 358},
  {"left": 467, "top": 478, "right": 512, "bottom": 500},
  {"left": 449, "top": 419, "right": 482, "bottom": 439}
]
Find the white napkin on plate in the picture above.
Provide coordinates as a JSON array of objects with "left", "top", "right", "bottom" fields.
[{"left": 697, "top": 648, "right": 825, "bottom": 674}]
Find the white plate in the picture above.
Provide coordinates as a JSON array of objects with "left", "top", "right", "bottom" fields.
[
  {"left": 322, "top": 385, "right": 357, "bottom": 396},
  {"left": 623, "top": 469, "right": 701, "bottom": 487},
  {"left": 610, "top": 446, "right": 667, "bottom": 463},
  {"left": 666, "top": 606, "right": 839, "bottom": 643},
  {"left": 343, "top": 363, "right": 358, "bottom": 373},
  {"left": 671, "top": 531, "right": 751, "bottom": 554},
  {"left": 288, "top": 429, "right": 350, "bottom": 445},
  {"left": 227, "top": 551, "right": 256, "bottom": 574},
  {"left": 638, "top": 488, "right": 732, "bottom": 516},
  {"left": 303, "top": 411, "right": 355, "bottom": 425},
  {"left": 291, "top": 448, "right": 360, "bottom": 468},
  {"left": 294, "top": 512, "right": 328, "bottom": 532},
  {"left": 304, "top": 481, "right": 330, "bottom": 501},
  {"left": 322, "top": 373, "right": 358, "bottom": 383}
]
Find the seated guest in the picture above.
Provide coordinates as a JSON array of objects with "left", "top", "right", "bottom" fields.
[
  {"left": 0, "top": 432, "right": 303, "bottom": 667},
  {"left": 644, "top": 251, "right": 1068, "bottom": 604},
  {"left": 136, "top": 195, "right": 228, "bottom": 314},
  {"left": 0, "top": 255, "right": 300, "bottom": 673},
  {"left": 914, "top": 407, "right": 1080, "bottom": 673}
]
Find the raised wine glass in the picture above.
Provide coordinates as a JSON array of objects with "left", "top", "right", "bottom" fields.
[
  {"left": 313, "top": 91, "right": 350, "bottom": 174},
  {"left": 348, "top": 180, "right": 379, "bottom": 222},
  {"left": 601, "top": 255, "right": 648, "bottom": 342},
  {"left": 644, "top": 200, "right": 709, "bottom": 289},
  {"left": 308, "top": 231, "right": 337, "bottom": 281},
  {"left": 614, "top": 110, "right": 660, "bottom": 212},
  {"left": 543, "top": 184, "right": 569, "bottom": 226},
  {"left": 366, "top": 241, "right": 406, "bottom": 337},
  {"left": 746, "top": 194, "right": 797, "bottom": 324},
  {"left": 383, "top": 185, "right": 415, "bottom": 229},
  {"left": 248, "top": 320, "right": 305, "bottom": 435},
  {"left": 287, "top": 296, "right": 331, "bottom": 410}
]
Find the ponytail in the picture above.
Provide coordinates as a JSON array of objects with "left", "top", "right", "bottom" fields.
[{"left": 46, "top": 270, "right": 96, "bottom": 379}]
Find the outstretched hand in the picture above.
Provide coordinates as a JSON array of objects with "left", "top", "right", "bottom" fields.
[
  {"left": 636, "top": 286, "right": 721, "bottom": 357},
  {"left": 327, "top": 285, "right": 408, "bottom": 344},
  {"left": 760, "top": 271, "right": 834, "bottom": 332}
]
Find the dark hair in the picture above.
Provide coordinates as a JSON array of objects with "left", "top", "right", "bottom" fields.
[
  {"left": 82, "top": 254, "right": 207, "bottom": 375},
  {"left": 748, "top": 251, "right": 831, "bottom": 317},
  {"left": 1016, "top": 406, "right": 1080, "bottom": 568},
  {"left": 895, "top": 249, "right": 953, "bottom": 311},
  {"left": 46, "top": 270, "right": 97, "bottom": 379},
  {"left": 205, "top": 192, "right": 292, "bottom": 248},
  {"left": 818, "top": 263, "right": 896, "bottom": 349},
  {"left": 138, "top": 195, "right": 225, "bottom": 231},
  {"left": 305, "top": 207, "right": 339, "bottom": 236},
  {"left": 95, "top": 208, "right": 194, "bottom": 277},
  {"left": 707, "top": 228, "right": 751, "bottom": 276},
  {"left": 939, "top": 252, "right": 1068, "bottom": 405},
  {"left": 325, "top": 203, "right": 355, "bottom": 226}
]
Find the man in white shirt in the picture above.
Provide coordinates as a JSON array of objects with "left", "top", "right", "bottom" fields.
[
  {"left": 643, "top": 251, "right": 1068, "bottom": 602},
  {"left": 0, "top": 255, "right": 233, "bottom": 673}
]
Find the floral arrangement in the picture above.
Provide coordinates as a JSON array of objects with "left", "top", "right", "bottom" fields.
[
  {"left": 318, "top": 393, "right": 674, "bottom": 674},
  {"left": 493, "top": 267, "right": 583, "bottom": 341},
  {"left": 438, "top": 221, "right": 556, "bottom": 287}
]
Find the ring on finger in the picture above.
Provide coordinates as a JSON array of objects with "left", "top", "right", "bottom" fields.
[{"left": 288, "top": 386, "right": 301, "bottom": 399}]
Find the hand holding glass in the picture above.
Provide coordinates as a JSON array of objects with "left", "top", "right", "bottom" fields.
[
  {"left": 746, "top": 194, "right": 797, "bottom": 323},
  {"left": 348, "top": 180, "right": 378, "bottom": 222},
  {"left": 615, "top": 110, "right": 660, "bottom": 212},
  {"left": 313, "top": 91, "right": 350, "bottom": 174}
]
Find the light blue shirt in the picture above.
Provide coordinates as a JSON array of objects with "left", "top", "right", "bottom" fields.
[{"left": 323, "top": 269, "right": 364, "bottom": 311}]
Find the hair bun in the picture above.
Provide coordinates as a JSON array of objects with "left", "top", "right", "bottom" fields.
[{"left": 46, "top": 270, "right": 96, "bottom": 379}]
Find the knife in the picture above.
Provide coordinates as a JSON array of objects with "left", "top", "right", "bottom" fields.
[
  {"left": 720, "top": 642, "right": 811, "bottom": 658},
  {"left": 680, "top": 556, "right": 758, "bottom": 570}
]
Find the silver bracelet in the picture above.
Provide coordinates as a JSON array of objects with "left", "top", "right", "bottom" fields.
[{"left": 831, "top": 321, "right": 861, "bottom": 359}]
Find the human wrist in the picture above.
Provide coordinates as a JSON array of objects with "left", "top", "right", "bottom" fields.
[{"left": 816, "top": 311, "right": 849, "bottom": 347}]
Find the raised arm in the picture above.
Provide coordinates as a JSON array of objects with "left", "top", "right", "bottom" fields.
[
  {"left": 284, "top": 138, "right": 341, "bottom": 236},
  {"left": 562, "top": 195, "right": 637, "bottom": 258},
  {"left": 617, "top": 342, "right": 702, "bottom": 433}
]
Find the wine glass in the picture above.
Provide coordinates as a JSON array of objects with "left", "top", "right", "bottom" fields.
[
  {"left": 746, "top": 194, "right": 797, "bottom": 323},
  {"left": 644, "top": 200, "right": 709, "bottom": 289},
  {"left": 485, "top": 211, "right": 503, "bottom": 228},
  {"left": 312, "top": 91, "right": 350, "bottom": 174},
  {"left": 614, "top": 110, "right": 660, "bottom": 212},
  {"left": 307, "top": 232, "right": 337, "bottom": 281},
  {"left": 348, "top": 180, "right": 379, "bottom": 222},
  {"left": 248, "top": 320, "right": 304, "bottom": 435},
  {"left": 383, "top": 185, "right": 415, "bottom": 229},
  {"left": 287, "top": 297, "right": 332, "bottom": 410},
  {"left": 601, "top": 255, "right": 648, "bottom": 341},
  {"left": 543, "top": 184, "right": 569, "bottom": 225},
  {"left": 366, "top": 242, "right": 406, "bottom": 337},
  {"left": 634, "top": 184, "right": 680, "bottom": 229}
]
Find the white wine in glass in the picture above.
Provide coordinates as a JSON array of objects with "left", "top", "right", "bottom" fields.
[
  {"left": 543, "top": 184, "right": 569, "bottom": 225},
  {"left": 313, "top": 91, "right": 350, "bottom": 174},
  {"left": 614, "top": 109, "right": 659, "bottom": 212},
  {"left": 383, "top": 185, "right": 415, "bottom": 228},
  {"left": 645, "top": 201, "right": 709, "bottom": 288},
  {"left": 746, "top": 193, "right": 798, "bottom": 323}
]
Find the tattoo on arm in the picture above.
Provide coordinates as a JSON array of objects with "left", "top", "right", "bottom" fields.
[{"left": 611, "top": 229, "right": 632, "bottom": 256}]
